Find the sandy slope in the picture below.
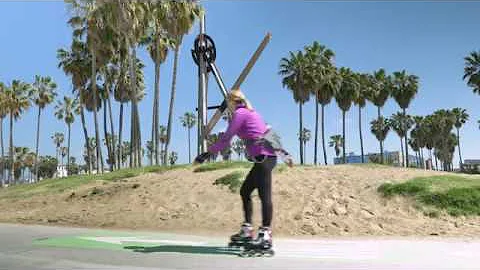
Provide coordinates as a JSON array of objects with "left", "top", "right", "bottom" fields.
[{"left": 1, "top": 165, "right": 479, "bottom": 237}]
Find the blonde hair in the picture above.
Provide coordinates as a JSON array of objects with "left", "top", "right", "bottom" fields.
[{"left": 228, "top": 89, "right": 253, "bottom": 111}]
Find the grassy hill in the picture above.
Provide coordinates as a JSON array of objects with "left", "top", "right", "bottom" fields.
[{"left": 1, "top": 162, "right": 479, "bottom": 237}]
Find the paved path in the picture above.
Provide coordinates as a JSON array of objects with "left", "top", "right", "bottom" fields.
[{"left": 0, "top": 223, "right": 479, "bottom": 269}]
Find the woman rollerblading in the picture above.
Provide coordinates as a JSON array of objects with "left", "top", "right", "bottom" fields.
[{"left": 194, "top": 89, "right": 293, "bottom": 257}]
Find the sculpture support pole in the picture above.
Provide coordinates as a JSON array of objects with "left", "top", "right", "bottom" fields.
[{"left": 197, "top": 13, "right": 208, "bottom": 155}]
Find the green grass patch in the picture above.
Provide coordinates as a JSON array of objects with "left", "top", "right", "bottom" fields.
[
  {"left": 193, "top": 161, "right": 251, "bottom": 173},
  {"left": 213, "top": 171, "right": 244, "bottom": 193},
  {"left": 378, "top": 175, "right": 480, "bottom": 216},
  {"left": 0, "top": 165, "right": 184, "bottom": 199},
  {"left": 274, "top": 164, "right": 288, "bottom": 173}
]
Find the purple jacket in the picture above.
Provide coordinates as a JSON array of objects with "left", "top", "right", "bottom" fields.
[{"left": 208, "top": 105, "right": 276, "bottom": 157}]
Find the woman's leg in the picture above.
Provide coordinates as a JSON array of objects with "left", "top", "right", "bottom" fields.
[
  {"left": 240, "top": 163, "right": 259, "bottom": 224},
  {"left": 257, "top": 157, "right": 277, "bottom": 227}
]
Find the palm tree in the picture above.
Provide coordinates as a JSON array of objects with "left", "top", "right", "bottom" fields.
[
  {"left": 390, "top": 112, "right": 414, "bottom": 167},
  {"left": 0, "top": 83, "right": 7, "bottom": 186},
  {"left": 30, "top": 75, "right": 57, "bottom": 182},
  {"left": 100, "top": 1, "right": 149, "bottom": 168},
  {"left": 355, "top": 73, "right": 370, "bottom": 163},
  {"left": 51, "top": 132, "right": 64, "bottom": 164},
  {"left": 279, "top": 51, "right": 310, "bottom": 165},
  {"left": 329, "top": 135, "right": 343, "bottom": 162},
  {"left": 299, "top": 127, "right": 311, "bottom": 163},
  {"left": 66, "top": 4, "right": 102, "bottom": 172},
  {"left": 411, "top": 116, "right": 426, "bottom": 168},
  {"left": 317, "top": 67, "right": 340, "bottom": 166},
  {"left": 169, "top": 151, "right": 178, "bottom": 166},
  {"left": 392, "top": 70, "right": 419, "bottom": 167},
  {"left": 163, "top": 1, "right": 202, "bottom": 165},
  {"left": 13, "top": 146, "right": 29, "bottom": 182},
  {"left": 144, "top": 2, "right": 174, "bottom": 166},
  {"left": 60, "top": 146, "right": 68, "bottom": 166},
  {"left": 57, "top": 39, "right": 93, "bottom": 174},
  {"left": 366, "top": 69, "right": 391, "bottom": 163},
  {"left": 101, "top": 64, "right": 120, "bottom": 171},
  {"left": 180, "top": 112, "right": 197, "bottom": 164},
  {"left": 451, "top": 108, "right": 469, "bottom": 167},
  {"left": 370, "top": 117, "right": 391, "bottom": 163},
  {"left": 83, "top": 137, "right": 97, "bottom": 171},
  {"left": 66, "top": 0, "right": 116, "bottom": 173},
  {"left": 55, "top": 96, "right": 78, "bottom": 176},
  {"left": 3, "top": 80, "right": 31, "bottom": 183},
  {"left": 335, "top": 67, "right": 359, "bottom": 164},
  {"left": 146, "top": 140, "right": 154, "bottom": 166},
  {"left": 304, "top": 41, "right": 335, "bottom": 165},
  {"left": 463, "top": 51, "right": 480, "bottom": 94},
  {"left": 23, "top": 151, "right": 36, "bottom": 182},
  {"left": 408, "top": 135, "right": 421, "bottom": 168},
  {"left": 158, "top": 125, "right": 167, "bottom": 165},
  {"left": 232, "top": 139, "right": 245, "bottom": 160}
]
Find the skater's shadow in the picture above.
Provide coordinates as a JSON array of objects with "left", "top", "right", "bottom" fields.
[{"left": 124, "top": 245, "right": 240, "bottom": 256}]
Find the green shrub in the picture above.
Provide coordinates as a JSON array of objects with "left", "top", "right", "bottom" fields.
[{"left": 213, "top": 171, "right": 244, "bottom": 193}]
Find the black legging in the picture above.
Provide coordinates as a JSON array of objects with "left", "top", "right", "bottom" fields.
[{"left": 240, "top": 156, "right": 277, "bottom": 227}]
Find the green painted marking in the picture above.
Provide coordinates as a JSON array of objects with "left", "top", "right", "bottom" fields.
[
  {"left": 33, "top": 236, "right": 124, "bottom": 250},
  {"left": 33, "top": 234, "right": 239, "bottom": 256}
]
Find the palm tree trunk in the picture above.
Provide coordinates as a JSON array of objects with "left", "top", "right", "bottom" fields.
[
  {"left": 456, "top": 127, "right": 463, "bottom": 167},
  {"left": 118, "top": 103, "right": 124, "bottom": 170},
  {"left": 434, "top": 154, "right": 439, "bottom": 171},
  {"left": 321, "top": 104, "right": 327, "bottom": 165},
  {"left": 127, "top": 41, "right": 141, "bottom": 168},
  {"left": 359, "top": 106, "right": 364, "bottom": 163},
  {"left": 129, "top": 103, "right": 135, "bottom": 168},
  {"left": 55, "top": 145, "right": 58, "bottom": 166},
  {"left": 91, "top": 49, "right": 103, "bottom": 174},
  {"left": 34, "top": 107, "right": 41, "bottom": 182},
  {"left": 299, "top": 103, "right": 304, "bottom": 165},
  {"left": 314, "top": 96, "right": 319, "bottom": 165},
  {"left": 135, "top": 104, "right": 142, "bottom": 167},
  {"left": 9, "top": 113, "right": 14, "bottom": 184},
  {"left": 107, "top": 93, "right": 116, "bottom": 170},
  {"left": 377, "top": 106, "right": 384, "bottom": 164},
  {"left": 399, "top": 137, "right": 404, "bottom": 167},
  {"left": 67, "top": 123, "right": 71, "bottom": 176},
  {"left": 150, "top": 114, "right": 155, "bottom": 165},
  {"left": 303, "top": 141, "right": 307, "bottom": 164},
  {"left": 0, "top": 118, "right": 4, "bottom": 186},
  {"left": 187, "top": 127, "right": 191, "bottom": 164},
  {"left": 165, "top": 43, "right": 180, "bottom": 166},
  {"left": 420, "top": 148, "right": 425, "bottom": 169},
  {"left": 103, "top": 99, "right": 112, "bottom": 172},
  {"left": 79, "top": 106, "right": 92, "bottom": 174},
  {"left": 403, "top": 109, "right": 410, "bottom": 167},
  {"left": 415, "top": 151, "right": 419, "bottom": 167},
  {"left": 342, "top": 110, "right": 346, "bottom": 164},
  {"left": 153, "top": 60, "right": 160, "bottom": 166}
]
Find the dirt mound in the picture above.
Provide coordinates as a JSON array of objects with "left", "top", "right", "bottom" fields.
[{"left": 1, "top": 165, "right": 479, "bottom": 237}]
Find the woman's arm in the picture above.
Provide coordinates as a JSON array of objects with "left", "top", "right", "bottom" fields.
[{"left": 207, "top": 109, "right": 246, "bottom": 154}]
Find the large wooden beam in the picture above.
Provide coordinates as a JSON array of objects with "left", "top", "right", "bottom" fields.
[{"left": 204, "top": 33, "right": 272, "bottom": 135}]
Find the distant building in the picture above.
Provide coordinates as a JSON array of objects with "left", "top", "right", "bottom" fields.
[
  {"left": 462, "top": 159, "right": 480, "bottom": 173},
  {"left": 56, "top": 165, "right": 68, "bottom": 178},
  {"left": 333, "top": 150, "right": 421, "bottom": 167}
]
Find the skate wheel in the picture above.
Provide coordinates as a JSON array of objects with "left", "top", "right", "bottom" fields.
[
  {"left": 265, "top": 249, "right": 275, "bottom": 257},
  {"left": 239, "top": 250, "right": 252, "bottom": 258}
]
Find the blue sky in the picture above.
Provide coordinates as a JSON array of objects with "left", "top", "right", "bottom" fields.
[{"left": 0, "top": 1, "right": 479, "bottom": 166}]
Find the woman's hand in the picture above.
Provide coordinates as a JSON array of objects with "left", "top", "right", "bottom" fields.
[{"left": 193, "top": 152, "right": 211, "bottom": 165}]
